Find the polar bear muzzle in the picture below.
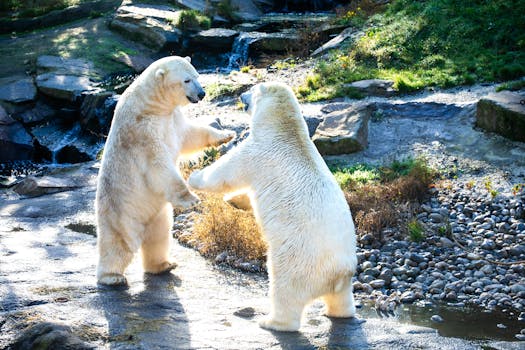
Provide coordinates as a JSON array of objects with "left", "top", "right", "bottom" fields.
[{"left": 186, "top": 80, "right": 206, "bottom": 103}]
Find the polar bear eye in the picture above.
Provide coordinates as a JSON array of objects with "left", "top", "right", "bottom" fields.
[{"left": 184, "top": 79, "right": 191, "bottom": 84}]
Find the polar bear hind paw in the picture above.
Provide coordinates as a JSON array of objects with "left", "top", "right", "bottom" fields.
[
  {"left": 98, "top": 273, "right": 128, "bottom": 286},
  {"left": 173, "top": 190, "right": 199, "bottom": 209},
  {"left": 145, "top": 261, "right": 177, "bottom": 274},
  {"left": 258, "top": 317, "right": 300, "bottom": 332}
]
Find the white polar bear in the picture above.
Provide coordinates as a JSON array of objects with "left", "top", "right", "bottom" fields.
[
  {"left": 96, "top": 56, "right": 235, "bottom": 286},
  {"left": 189, "top": 82, "right": 357, "bottom": 331}
]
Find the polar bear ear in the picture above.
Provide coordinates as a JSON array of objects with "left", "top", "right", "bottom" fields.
[
  {"left": 155, "top": 69, "right": 166, "bottom": 80},
  {"left": 184, "top": 56, "right": 191, "bottom": 63},
  {"left": 258, "top": 83, "right": 267, "bottom": 94}
]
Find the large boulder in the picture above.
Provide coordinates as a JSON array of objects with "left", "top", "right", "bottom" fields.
[
  {"left": 476, "top": 91, "right": 525, "bottom": 142},
  {"left": 110, "top": 4, "right": 182, "bottom": 51},
  {"left": 0, "top": 77, "right": 37, "bottom": 104},
  {"left": 36, "top": 55, "right": 96, "bottom": 77},
  {"left": 346, "top": 79, "right": 395, "bottom": 97},
  {"left": 35, "top": 73, "right": 96, "bottom": 102},
  {"left": 12, "top": 175, "right": 81, "bottom": 197},
  {"left": 311, "top": 27, "right": 362, "bottom": 57},
  {"left": 80, "top": 91, "right": 118, "bottom": 135},
  {"left": 31, "top": 123, "right": 101, "bottom": 163},
  {"left": 0, "top": 106, "right": 34, "bottom": 161},
  {"left": 35, "top": 56, "right": 99, "bottom": 102},
  {"left": 191, "top": 28, "right": 239, "bottom": 50},
  {"left": 16, "top": 101, "right": 56, "bottom": 125},
  {"left": 312, "top": 104, "right": 371, "bottom": 155}
]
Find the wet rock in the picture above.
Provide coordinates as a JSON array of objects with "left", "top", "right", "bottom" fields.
[
  {"left": 191, "top": 28, "right": 239, "bottom": 50},
  {"left": 16, "top": 101, "right": 56, "bottom": 125},
  {"left": 36, "top": 73, "right": 97, "bottom": 102},
  {"left": 65, "top": 221, "right": 97, "bottom": 236},
  {"left": 374, "top": 101, "right": 464, "bottom": 120},
  {"left": 233, "top": 307, "right": 256, "bottom": 319},
  {"left": 32, "top": 123, "right": 100, "bottom": 163},
  {"left": 313, "top": 104, "right": 371, "bottom": 155},
  {"left": 110, "top": 4, "right": 182, "bottom": 51},
  {"left": 80, "top": 90, "right": 116, "bottom": 135},
  {"left": 378, "top": 268, "right": 393, "bottom": 284},
  {"left": 481, "top": 238, "right": 496, "bottom": 250},
  {"left": 0, "top": 77, "right": 37, "bottom": 104},
  {"left": 12, "top": 176, "right": 81, "bottom": 197},
  {"left": 370, "top": 279, "right": 386, "bottom": 289},
  {"left": 429, "top": 213, "right": 444, "bottom": 223},
  {"left": 431, "top": 315, "right": 444, "bottom": 323},
  {"left": 476, "top": 91, "right": 525, "bottom": 142},
  {"left": 9, "top": 322, "right": 95, "bottom": 350},
  {"left": 345, "top": 79, "right": 395, "bottom": 98},
  {"left": 311, "top": 27, "right": 362, "bottom": 57},
  {"left": 0, "top": 107, "right": 34, "bottom": 161},
  {"left": 240, "top": 31, "right": 300, "bottom": 57},
  {"left": 516, "top": 334, "right": 525, "bottom": 341},
  {"left": 400, "top": 291, "right": 416, "bottom": 303}
]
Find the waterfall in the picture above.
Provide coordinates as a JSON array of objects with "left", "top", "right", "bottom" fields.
[
  {"left": 51, "top": 124, "right": 81, "bottom": 163},
  {"left": 227, "top": 32, "right": 266, "bottom": 70}
]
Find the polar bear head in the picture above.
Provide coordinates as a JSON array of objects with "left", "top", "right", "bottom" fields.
[
  {"left": 143, "top": 56, "right": 205, "bottom": 107},
  {"left": 240, "top": 82, "right": 306, "bottom": 137}
]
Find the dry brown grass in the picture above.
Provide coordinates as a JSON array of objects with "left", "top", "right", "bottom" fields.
[
  {"left": 179, "top": 154, "right": 435, "bottom": 263},
  {"left": 181, "top": 194, "right": 267, "bottom": 261},
  {"left": 346, "top": 161, "right": 435, "bottom": 239}
]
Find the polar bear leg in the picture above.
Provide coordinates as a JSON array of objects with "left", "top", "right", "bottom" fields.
[
  {"left": 141, "top": 203, "right": 176, "bottom": 274},
  {"left": 97, "top": 223, "right": 137, "bottom": 286},
  {"left": 323, "top": 282, "right": 356, "bottom": 318},
  {"left": 181, "top": 123, "right": 235, "bottom": 155},
  {"left": 259, "top": 278, "right": 305, "bottom": 332}
]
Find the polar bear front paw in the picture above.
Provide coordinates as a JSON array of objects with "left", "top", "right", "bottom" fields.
[
  {"left": 172, "top": 190, "right": 199, "bottom": 209},
  {"left": 214, "top": 130, "right": 236, "bottom": 146},
  {"left": 258, "top": 317, "right": 300, "bottom": 332},
  {"left": 188, "top": 170, "right": 204, "bottom": 190},
  {"left": 98, "top": 273, "right": 128, "bottom": 286}
]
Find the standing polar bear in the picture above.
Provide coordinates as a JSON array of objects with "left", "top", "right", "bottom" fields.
[
  {"left": 189, "top": 82, "right": 357, "bottom": 331},
  {"left": 96, "top": 56, "right": 235, "bottom": 285}
]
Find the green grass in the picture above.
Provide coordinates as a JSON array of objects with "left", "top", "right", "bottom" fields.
[
  {"left": 331, "top": 157, "right": 433, "bottom": 189},
  {"left": 496, "top": 78, "right": 525, "bottom": 92},
  {"left": 175, "top": 9, "right": 211, "bottom": 31},
  {"left": 299, "top": 0, "right": 525, "bottom": 101},
  {"left": 407, "top": 219, "right": 425, "bottom": 242}
]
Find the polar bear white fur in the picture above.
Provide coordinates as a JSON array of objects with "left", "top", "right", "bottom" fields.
[
  {"left": 96, "top": 56, "right": 235, "bottom": 286},
  {"left": 188, "top": 82, "right": 357, "bottom": 331}
]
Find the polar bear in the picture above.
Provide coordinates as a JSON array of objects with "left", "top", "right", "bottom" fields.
[
  {"left": 96, "top": 56, "right": 235, "bottom": 286},
  {"left": 188, "top": 82, "right": 357, "bottom": 331}
]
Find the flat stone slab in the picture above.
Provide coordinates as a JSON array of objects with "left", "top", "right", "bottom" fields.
[
  {"left": 313, "top": 105, "right": 371, "bottom": 155},
  {"left": 192, "top": 28, "right": 239, "bottom": 50},
  {"left": 110, "top": 9, "right": 181, "bottom": 51},
  {"left": 0, "top": 78, "right": 37, "bottom": 104},
  {"left": 36, "top": 73, "right": 95, "bottom": 101},
  {"left": 347, "top": 79, "right": 395, "bottom": 97},
  {"left": 37, "top": 55, "right": 95, "bottom": 77},
  {"left": 476, "top": 91, "right": 525, "bottom": 142}
]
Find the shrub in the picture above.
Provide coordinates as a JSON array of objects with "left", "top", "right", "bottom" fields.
[
  {"left": 407, "top": 220, "right": 425, "bottom": 242},
  {"left": 176, "top": 10, "right": 211, "bottom": 31}
]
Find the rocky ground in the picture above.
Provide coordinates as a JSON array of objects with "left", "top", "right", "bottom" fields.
[{"left": 1, "top": 162, "right": 524, "bottom": 349}]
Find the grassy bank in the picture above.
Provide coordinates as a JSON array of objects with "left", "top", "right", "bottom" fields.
[{"left": 299, "top": 0, "right": 525, "bottom": 101}]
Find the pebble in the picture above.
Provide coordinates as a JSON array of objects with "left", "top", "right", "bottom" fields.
[
  {"left": 431, "top": 315, "right": 444, "bottom": 323},
  {"left": 370, "top": 279, "right": 386, "bottom": 289}
]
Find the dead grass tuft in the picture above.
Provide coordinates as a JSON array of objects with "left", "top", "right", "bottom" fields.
[
  {"left": 183, "top": 194, "right": 267, "bottom": 261},
  {"left": 345, "top": 159, "right": 436, "bottom": 240}
]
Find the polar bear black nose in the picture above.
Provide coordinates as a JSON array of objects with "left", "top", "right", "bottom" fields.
[{"left": 198, "top": 90, "right": 205, "bottom": 100}]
